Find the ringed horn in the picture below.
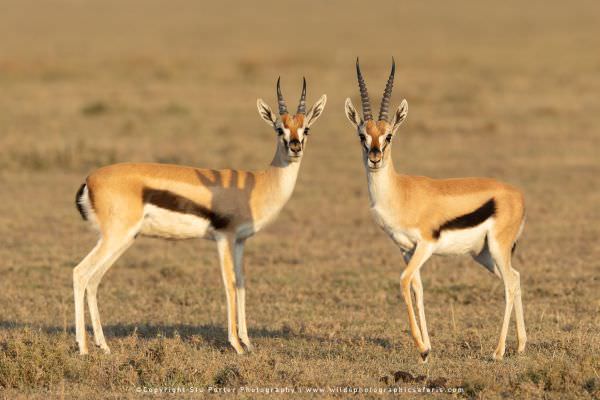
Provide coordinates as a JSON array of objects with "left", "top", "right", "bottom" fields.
[
  {"left": 276, "top": 77, "right": 308, "bottom": 115},
  {"left": 378, "top": 58, "right": 395, "bottom": 122},
  {"left": 355, "top": 58, "right": 373, "bottom": 121}
]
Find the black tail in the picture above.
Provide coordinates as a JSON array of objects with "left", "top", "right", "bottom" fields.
[
  {"left": 511, "top": 242, "right": 518, "bottom": 255},
  {"left": 75, "top": 183, "right": 88, "bottom": 221}
]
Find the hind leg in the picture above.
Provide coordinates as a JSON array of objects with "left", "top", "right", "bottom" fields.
[
  {"left": 488, "top": 237, "right": 526, "bottom": 360},
  {"left": 73, "top": 242, "right": 102, "bottom": 355},
  {"left": 513, "top": 267, "right": 527, "bottom": 353},
  {"left": 73, "top": 237, "right": 131, "bottom": 355},
  {"left": 475, "top": 235, "right": 526, "bottom": 356},
  {"left": 86, "top": 236, "right": 135, "bottom": 353}
]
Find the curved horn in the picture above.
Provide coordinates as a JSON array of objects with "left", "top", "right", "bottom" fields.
[
  {"left": 297, "top": 77, "right": 307, "bottom": 114},
  {"left": 277, "top": 77, "right": 288, "bottom": 115},
  {"left": 378, "top": 58, "right": 395, "bottom": 122},
  {"left": 356, "top": 58, "right": 373, "bottom": 121}
]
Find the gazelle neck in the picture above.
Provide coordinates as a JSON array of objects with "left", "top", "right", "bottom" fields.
[
  {"left": 366, "top": 153, "right": 397, "bottom": 207},
  {"left": 265, "top": 142, "right": 302, "bottom": 202}
]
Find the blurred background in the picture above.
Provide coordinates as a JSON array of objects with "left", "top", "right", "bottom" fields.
[{"left": 0, "top": 1, "right": 598, "bottom": 398}]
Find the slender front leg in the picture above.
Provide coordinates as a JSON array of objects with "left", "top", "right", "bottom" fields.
[
  {"left": 399, "top": 242, "right": 433, "bottom": 361},
  {"left": 411, "top": 270, "right": 431, "bottom": 351},
  {"left": 402, "top": 250, "right": 430, "bottom": 350},
  {"left": 216, "top": 236, "right": 245, "bottom": 354},
  {"left": 233, "top": 239, "right": 253, "bottom": 352}
]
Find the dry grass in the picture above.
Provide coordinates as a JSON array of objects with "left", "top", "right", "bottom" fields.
[{"left": 0, "top": 0, "right": 599, "bottom": 398}]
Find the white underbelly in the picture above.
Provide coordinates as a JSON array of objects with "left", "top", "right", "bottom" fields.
[
  {"left": 139, "top": 204, "right": 211, "bottom": 239},
  {"left": 433, "top": 219, "right": 492, "bottom": 255}
]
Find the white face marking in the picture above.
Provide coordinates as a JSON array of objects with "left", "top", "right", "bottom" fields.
[{"left": 296, "top": 128, "right": 305, "bottom": 141}]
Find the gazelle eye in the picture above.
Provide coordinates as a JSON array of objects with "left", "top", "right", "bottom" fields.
[
  {"left": 386, "top": 134, "right": 392, "bottom": 142},
  {"left": 276, "top": 127, "right": 284, "bottom": 135},
  {"left": 304, "top": 128, "right": 310, "bottom": 135},
  {"left": 359, "top": 134, "right": 366, "bottom": 142}
]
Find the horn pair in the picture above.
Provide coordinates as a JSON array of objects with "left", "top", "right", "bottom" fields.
[
  {"left": 276, "top": 77, "right": 307, "bottom": 115},
  {"left": 355, "top": 57, "right": 395, "bottom": 122}
]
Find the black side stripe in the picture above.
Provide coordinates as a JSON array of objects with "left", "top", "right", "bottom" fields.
[
  {"left": 142, "top": 188, "right": 230, "bottom": 230},
  {"left": 432, "top": 198, "right": 496, "bottom": 239}
]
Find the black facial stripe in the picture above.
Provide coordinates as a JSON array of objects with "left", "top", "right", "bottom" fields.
[
  {"left": 282, "top": 137, "right": 289, "bottom": 150},
  {"left": 432, "top": 198, "right": 496, "bottom": 239}
]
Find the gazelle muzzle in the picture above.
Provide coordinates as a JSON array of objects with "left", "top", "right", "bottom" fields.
[
  {"left": 368, "top": 148, "right": 382, "bottom": 167},
  {"left": 289, "top": 139, "right": 302, "bottom": 154}
]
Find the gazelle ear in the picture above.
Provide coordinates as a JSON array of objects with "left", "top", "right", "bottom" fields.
[
  {"left": 305, "top": 94, "right": 327, "bottom": 127},
  {"left": 345, "top": 98, "right": 362, "bottom": 128},
  {"left": 257, "top": 99, "right": 277, "bottom": 126},
  {"left": 390, "top": 99, "right": 408, "bottom": 135}
]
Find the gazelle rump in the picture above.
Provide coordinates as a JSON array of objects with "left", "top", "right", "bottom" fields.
[
  {"left": 73, "top": 78, "right": 327, "bottom": 355},
  {"left": 345, "top": 59, "right": 526, "bottom": 361}
]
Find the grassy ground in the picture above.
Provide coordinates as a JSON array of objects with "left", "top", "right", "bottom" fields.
[{"left": 0, "top": 0, "right": 599, "bottom": 398}]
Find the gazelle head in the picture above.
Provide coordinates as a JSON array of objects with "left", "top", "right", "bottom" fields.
[
  {"left": 345, "top": 58, "right": 408, "bottom": 172},
  {"left": 257, "top": 78, "right": 327, "bottom": 162}
]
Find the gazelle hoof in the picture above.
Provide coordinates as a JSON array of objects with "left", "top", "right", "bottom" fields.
[
  {"left": 243, "top": 342, "right": 255, "bottom": 353},
  {"left": 230, "top": 343, "right": 246, "bottom": 355},
  {"left": 492, "top": 350, "right": 504, "bottom": 361},
  {"left": 76, "top": 341, "right": 88, "bottom": 355},
  {"left": 420, "top": 350, "right": 430, "bottom": 363}
]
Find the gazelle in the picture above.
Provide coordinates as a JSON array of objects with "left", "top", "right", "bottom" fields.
[
  {"left": 73, "top": 78, "right": 327, "bottom": 355},
  {"left": 344, "top": 59, "right": 526, "bottom": 361}
]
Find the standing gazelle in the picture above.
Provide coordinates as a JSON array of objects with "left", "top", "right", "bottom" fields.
[
  {"left": 73, "top": 78, "right": 327, "bottom": 355},
  {"left": 344, "top": 59, "right": 526, "bottom": 361}
]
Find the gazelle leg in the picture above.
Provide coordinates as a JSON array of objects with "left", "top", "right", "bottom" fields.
[
  {"left": 490, "top": 239, "right": 523, "bottom": 360},
  {"left": 402, "top": 250, "right": 431, "bottom": 353},
  {"left": 73, "top": 235, "right": 130, "bottom": 355},
  {"left": 399, "top": 242, "right": 433, "bottom": 361},
  {"left": 73, "top": 241, "right": 101, "bottom": 355},
  {"left": 411, "top": 270, "right": 431, "bottom": 351},
  {"left": 216, "top": 235, "right": 245, "bottom": 354},
  {"left": 233, "top": 239, "right": 253, "bottom": 351},
  {"left": 513, "top": 272, "right": 527, "bottom": 353},
  {"left": 86, "top": 236, "right": 135, "bottom": 353}
]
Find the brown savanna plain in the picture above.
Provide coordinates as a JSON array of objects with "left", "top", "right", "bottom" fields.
[{"left": 0, "top": 1, "right": 598, "bottom": 398}]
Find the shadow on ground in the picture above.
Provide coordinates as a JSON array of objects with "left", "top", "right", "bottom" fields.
[{"left": 0, "top": 320, "right": 391, "bottom": 350}]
